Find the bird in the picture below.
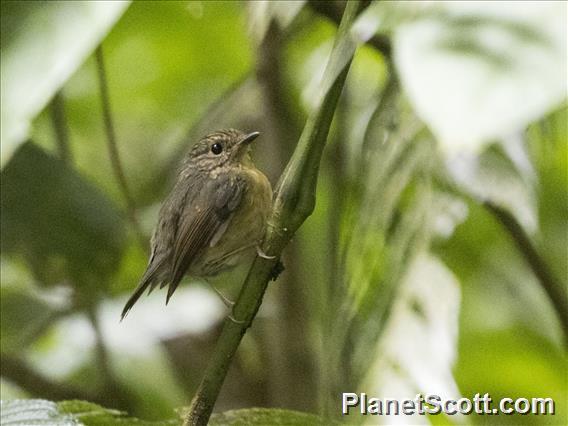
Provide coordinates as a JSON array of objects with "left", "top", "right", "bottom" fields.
[{"left": 121, "top": 129, "right": 272, "bottom": 320}]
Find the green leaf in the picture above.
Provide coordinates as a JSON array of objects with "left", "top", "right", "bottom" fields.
[
  {"left": 59, "top": 400, "right": 177, "bottom": 425},
  {"left": 0, "top": 1, "right": 130, "bottom": 166},
  {"left": 362, "top": 254, "right": 462, "bottom": 423},
  {"left": 0, "top": 399, "right": 177, "bottom": 425},
  {"left": 392, "top": 2, "right": 566, "bottom": 152},
  {"left": 0, "top": 401, "right": 325, "bottom": 426},
  {"left": 1, "top": 399, "right": 75, "bottom": 425},
  {"left": 0, "top": 142, "right": 126, "bottom": 289},
  {"left": 210, "top": 408, "right": 329, "bottom": 426}
]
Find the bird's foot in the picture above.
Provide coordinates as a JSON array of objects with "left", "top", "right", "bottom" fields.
[
  {"left": 228, "top": 313, "right": 245, "bottom": 324},
  {"left": 208, "top": 282, "right": 235, "bottom": 308},
  {"left": 270, "top": 260, "right": 285, "bottom": 281},
  {"left": 256, "top": 245, "right": 276, "bottom": 260}
]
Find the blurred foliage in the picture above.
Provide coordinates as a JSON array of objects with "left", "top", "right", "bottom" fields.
[
  {"left": 1, "top": 1, "right": 566, "bottom": 425},
  {"left": 1, "top": 142, "right": 126, "bottom": 291}
]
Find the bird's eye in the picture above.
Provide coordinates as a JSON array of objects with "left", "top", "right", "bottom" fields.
[{"left": 211, "top": 143, "right": 223, "bottom": 155}]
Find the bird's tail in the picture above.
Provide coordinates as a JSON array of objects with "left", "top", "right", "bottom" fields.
[{"left": 121, "top": 267, "right": 161, "bottom": 321}]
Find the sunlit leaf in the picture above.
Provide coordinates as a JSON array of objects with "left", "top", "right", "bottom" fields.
[
  {"left": 0, "top": 399, "right": 76, "bottom": 425},
  {"left": 393, "top": 2, "right": 566, "bottom": 152},
  {"left": 445, "top": 139, "right": 537, "bottom": 233},
  {"left": 0, "top": 1, "right": 130, "bottom": 166},
  {"left": 362, "top": 253, "right": 462, "bottom": 425}
]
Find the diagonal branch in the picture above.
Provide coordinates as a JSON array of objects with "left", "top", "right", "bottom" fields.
[{"left": 184, "top": 2, "right": 361, "bottom": 425}]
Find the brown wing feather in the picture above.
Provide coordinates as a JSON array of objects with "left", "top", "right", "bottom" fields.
[
  {"left": 165, "top": 176, "right": 246, "bottom": 303},
  {"left": 166, "top": 206, "right": 219, "bottom": 303}
]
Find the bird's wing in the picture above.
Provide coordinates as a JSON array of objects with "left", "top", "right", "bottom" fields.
[{"left": 167, "top": 176, "right": 246, "bottom": 303}]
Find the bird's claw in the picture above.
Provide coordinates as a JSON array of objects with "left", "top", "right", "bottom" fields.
[
  {"left": 228, "top": 313, "right": 245, "bottom": 324},
  {"left": 208, "top": 283, "right": 234, "bottom": 307},
  {"left": 256, "top": 246, "right": 276, "bottom": 260}
]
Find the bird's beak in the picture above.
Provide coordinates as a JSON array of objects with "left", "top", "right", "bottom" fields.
[{"left": 238, "top": 131, "right": 260, "bottom": 146}]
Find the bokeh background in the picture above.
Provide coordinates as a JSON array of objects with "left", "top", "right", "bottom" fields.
[{"left": 1, "top": 1, "right": 566, "bottom": 425}]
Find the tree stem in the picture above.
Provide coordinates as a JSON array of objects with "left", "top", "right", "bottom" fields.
[{"left": 184, "top": 2, "right": 360, "bottom": 424}]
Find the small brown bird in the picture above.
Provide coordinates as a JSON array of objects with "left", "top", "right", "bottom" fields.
[{"left": 121, "top": 129, "right": 272, "bottom": 320}]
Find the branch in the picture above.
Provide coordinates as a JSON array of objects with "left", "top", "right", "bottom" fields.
[
  {"left": 95, "top": 46, "right": 146, "bottom": 248},
  {"left": 50, "top": 91, "right": 72, "bottom": 164},
  {"left": 484, "top": 201, "right": 568, "bottom": 340},
  {"left": 184, "top": 2, "right": 360, "bottom": 425}
]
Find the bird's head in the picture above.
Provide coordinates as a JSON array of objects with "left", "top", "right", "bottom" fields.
[{"left": 185, "top": 129, "right": 260, "bottom": 172}]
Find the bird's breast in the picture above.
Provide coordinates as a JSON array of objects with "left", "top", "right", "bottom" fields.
[{"left": 193, "top": 166, "right": 272, "bottom": 276}]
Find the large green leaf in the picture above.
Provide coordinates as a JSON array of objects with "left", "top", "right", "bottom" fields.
[
  {"left": 362, "top": 253, "right": 462, "bottom": 425},
  {"left": 0, "top": 1, "right": 130, "bottom": 165},
  {"left": 0, "top": 400, "right": 326, "bottom": 426},
  {"left": 0, "top": 143, "right": 126, "bottom": 289},
  {"left": 392, "top": 2, "right": 566, "bottom": 153},
  {"left": 0, "top": 399, "right": 177, "bottom": 425}
]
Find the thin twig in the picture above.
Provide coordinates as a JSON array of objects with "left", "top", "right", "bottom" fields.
[
  {"left": 95, "top": 46, "right": 146, "bottom": 249},
  {"left": 50, "top": 90, "right": 72, "bottom": 164},
  {"left": 484, "top": 201, "right": 568, "bottom": 340}
]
